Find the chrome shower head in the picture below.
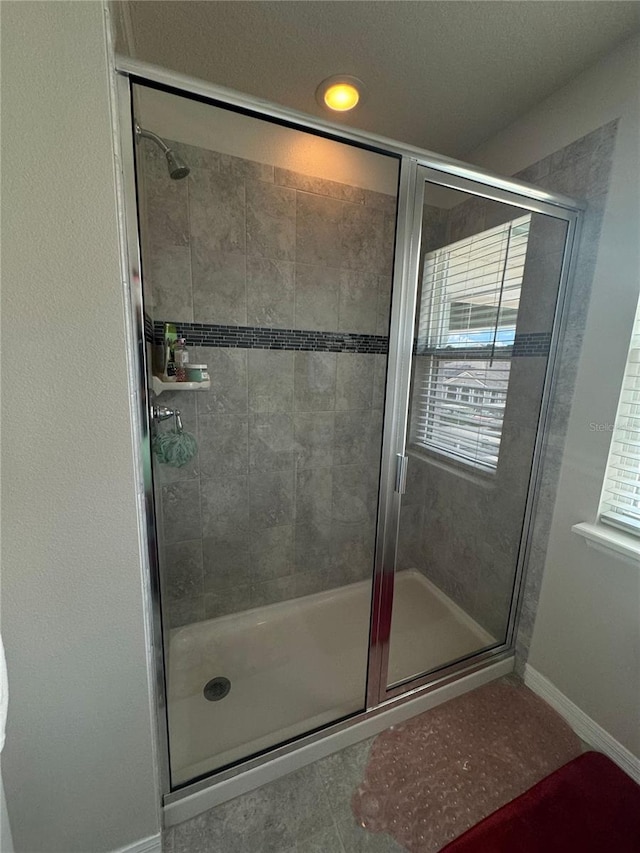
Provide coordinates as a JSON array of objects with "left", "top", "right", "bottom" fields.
[
  {"left": 135, "top": 123, "right": 190, "bottom": 180},
  {"left": 165, "top": 148, "right": 190, "bottom": 180}
]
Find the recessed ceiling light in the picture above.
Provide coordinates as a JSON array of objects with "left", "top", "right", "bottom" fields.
[{"left": 316, "top": 75, "right": 364, "bottom": 112}]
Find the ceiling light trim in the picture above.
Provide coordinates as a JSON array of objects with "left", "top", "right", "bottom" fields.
[{"left": 316, "top": 74, "right": 365, "bottom": 112}]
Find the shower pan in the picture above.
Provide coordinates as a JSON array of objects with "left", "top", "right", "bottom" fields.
[{"left": 115, "top": 59, "right": 582, "bottom": 817}]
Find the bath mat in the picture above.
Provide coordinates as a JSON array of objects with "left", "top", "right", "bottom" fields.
[
  {"left": 440, "top": 751, "right": 640, "bottom": 853},
  {"left": 351, "top": 679, "right": 582, "bottom": 852}
]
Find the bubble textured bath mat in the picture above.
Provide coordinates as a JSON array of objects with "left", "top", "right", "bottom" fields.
[{"left": 441, "top": 751, "right": 640, "bottom": 853}]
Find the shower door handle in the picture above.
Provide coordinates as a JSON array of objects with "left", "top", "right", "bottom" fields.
[{"left": 394, "top": 454, "right": 408, "bottom": 494}]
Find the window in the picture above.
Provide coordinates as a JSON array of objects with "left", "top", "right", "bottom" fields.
[
  {"left": 410, "top": 215, "right": 531, "bottom": 472},
  {"left": 599, "top": 298, "right": 640, "bottom": 535}
]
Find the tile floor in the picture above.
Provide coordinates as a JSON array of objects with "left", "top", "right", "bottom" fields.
[{"left": 164, "top": 676, "right": 583, "bottom": 853}]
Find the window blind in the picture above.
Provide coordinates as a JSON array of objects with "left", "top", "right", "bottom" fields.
[
  {"left": 600, "top": 300, "right": 640, "bottom": 534},
  {"left": 411, "top": 215, "right": 531, "bottom": 472}
]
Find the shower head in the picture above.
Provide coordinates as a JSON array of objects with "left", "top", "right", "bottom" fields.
[
  {"left": 165, "top": 149, "right": 190, "bottom": 181},
  {"left": 135, "top": 123, "right": 190, "bottom": 180}
]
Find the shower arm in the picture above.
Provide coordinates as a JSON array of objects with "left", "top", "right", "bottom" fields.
[{"left": 135, "top": 123, "right": 170, "bottom": 154}]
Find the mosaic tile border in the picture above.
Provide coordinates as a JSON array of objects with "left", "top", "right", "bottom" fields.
[
  {"left": 153, "top": 320, "right": 551, "bottom": 357},
  {"left": 144, "top": 312, "right": 154, "bottom": 343},
  {"left": 416, "top": 332, "right": 552, "bottom": 359},
  {"left": 153, "top": 320, "right": 389, "bottom": 354}
]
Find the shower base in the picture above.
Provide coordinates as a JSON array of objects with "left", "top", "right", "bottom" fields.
[{"left": 167, "top": 569, "right": 494, "bottom": 785}]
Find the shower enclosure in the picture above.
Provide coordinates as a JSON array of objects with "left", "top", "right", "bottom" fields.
[{"left": 116, "top": 63, "right": 581, "bottom": 806}]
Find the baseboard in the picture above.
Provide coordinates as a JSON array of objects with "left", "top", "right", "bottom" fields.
[
  {"left": 112, "top": 834, "right": 162, "bottom": 853},
  {"left": 524, "top": 664, "right": 640, "bottom": 784}
]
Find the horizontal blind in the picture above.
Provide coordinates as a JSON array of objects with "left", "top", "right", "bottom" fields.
[
  {"left": 418, "top": 216, "right": 530, "bottom": 351},
  {"left": 411, "top": 215, "right": 530, "bottom": 471},
  {"left": 600, "top": 301, "right": 640, "bottom": 533},
  {"left": 412, "top": 357, "right": 511, "bottom": 469}
]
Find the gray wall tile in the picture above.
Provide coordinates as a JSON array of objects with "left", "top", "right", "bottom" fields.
[
  {"left": 336, "top": 354, "right": 373, "bottom": 411},
  {"left": 249, "top": 413, "right": 294, "bottom": 472},
  {"left": 251, "top": 576, "right": 297, "bottom": 609},
  {"left": 145, "top": 245, "right": 193, "bottom": 322},
  {"left": 329, "top": 521, "right": 375, "bottom": 585},
  {"left": 204, "top": 586, "right": 253, "bottom": 619},
  {"left": 197, "top": 414, "right": 248, "bottom": 478},
  {"left": 246, "top": 257, "right": 295, "bottom": 328},
  {"left": 334, "top": 410, "right": 377, "bottom": 466},
  {"left": 188, "top": 170, "right": 245, "bottom": 254},
  {"left": 141, "top": 142, "right": 190, "bottom": 247},
  {"left": 219, "top": 152, "right": 274, "bottom": 183},
  {"left": 295, "top": 467, "right": 333, "bottom": 525},
  {"left": 294, "top": 352, "right": 337, "bottom": 412},
  {"left": 340, "top": 204, "right": 386, "bottom": 274},
  {"left": 294, "top": 523, "right": 332, "bottom": 573},
  {"left": 338, "top": 270, "right": 379, "bottom": 334},
  {"left": 162, "top": 539, "right": 203, "bottom": 603},
  {"left": 200, "top": 475, "right": 249, "bottom": 538},
  {"left": 293, "top": 412, "right": 335, "bottom": 469},
  {"left": 191, "top": 242, "right": 247, "bottom": 326},
  {"left": 250, "top": 525, "right": 294, "bottom": 580},
  {"left": 376, "top": 274, "right": 392, "bottom": 337},
  {"left": 275, "top": 167, "right": 365, "bottom": 204},
  {"left": 372, "top": 355, "right": 388, "bottom": 410},
  {"left": 249, "top": 470, "right": 294, "bottom": 529},
  {"left": 246, "top": 180, "right": 296, "bottom": 261},
  {"left": 249, "top": 350, "right": 294, "bottom": 413},
  {"left": 164, "top": 596, "right": 205, "bottom": 630},
  {"left": 332, "top": 464, "right": 377, "bottom": 526},
  {"left": 161, "top": 480, "right": 202, "bottom": 544},
  {"left": 202, "top": 533, "right": 251, "bottom": 592},
  {"left": 294, "top": 264, "right": 340, "bottom": 332},
  {"left": 296, "top": 192, "right": 345, "bottom": 267},
  {"left": 196, "top": 348, "right": 247, "bottom": 415}
]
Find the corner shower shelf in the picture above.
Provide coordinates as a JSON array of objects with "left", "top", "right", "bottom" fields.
[{"left": 151, "top": 376, "right": 211, "bottom": 395}]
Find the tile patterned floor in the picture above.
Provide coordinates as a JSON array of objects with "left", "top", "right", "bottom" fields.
[{"left": 164, "top": 677, "right": 582, "bottom": 853}]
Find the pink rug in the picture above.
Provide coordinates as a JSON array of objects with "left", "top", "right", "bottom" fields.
[{"left": 351, "top": 679, "right": 582, "bottom": 852}]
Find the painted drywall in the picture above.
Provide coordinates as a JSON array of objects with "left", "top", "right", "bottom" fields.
[
  {"left": 470, "top": 35, "right": 640, "bottom": 755},
  {"left": 135, "top": 84, "right": 399, "bottom": 194},
  {"left": 1, "top": 2, "right": 160, "bottom": 851}
]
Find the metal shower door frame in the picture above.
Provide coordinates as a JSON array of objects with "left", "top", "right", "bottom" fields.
[
  {"left": 113, "top": 55, "right": 583, "bottom": 807},
  {"left": 369, "top": 164, "right": 582, "bottom": 705}
]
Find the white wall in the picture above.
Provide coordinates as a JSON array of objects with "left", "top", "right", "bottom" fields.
[
  {"left": 470, "top": 35, "right": 640, "bottom": 756},
  {"left": 1, "top": 2, "right": 160, "bottom": 851}
]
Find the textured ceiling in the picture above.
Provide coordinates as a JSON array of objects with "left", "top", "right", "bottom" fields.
[{"left": 115, "top": 1, "right": 640, "bottom": 157}]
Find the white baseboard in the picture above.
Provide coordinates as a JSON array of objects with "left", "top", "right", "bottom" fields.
[
  {"left": 524, "top": 664, "right": 640, "bottom": 784},
  {"left": 113, "top": 834, "right": 161, "bottom": 853}
]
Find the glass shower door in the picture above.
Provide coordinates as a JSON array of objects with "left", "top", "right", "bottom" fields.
[
  {"left": 381, "top": 168, "right": 573, "bottom": 692},
  {"left": 130, "top": 79, "right": 401, "bottom": 786}
]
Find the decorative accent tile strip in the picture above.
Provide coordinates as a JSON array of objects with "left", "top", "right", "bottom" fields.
[
  {"left": 144, "top": 312, "right": 154, "bottom": 343},
  {"left": 415, "top": 332, "right": 552, "bottom": 359},
  {"left": 512, "top": 331, "right": 553, "bottom": 357},
  {"left": 153, "top": 321, "right": 551, "bottom": 357},
  {"left": 153, "top": 320, "right": 389, "bottom": 354}
]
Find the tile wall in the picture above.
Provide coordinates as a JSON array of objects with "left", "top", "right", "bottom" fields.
[{"left": 138, "top": 139, "right": 397, "bottom": 627}]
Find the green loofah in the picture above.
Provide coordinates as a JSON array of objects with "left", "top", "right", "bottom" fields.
[{"left": 152, "top": 429, "right": 198, "bottom": 468}]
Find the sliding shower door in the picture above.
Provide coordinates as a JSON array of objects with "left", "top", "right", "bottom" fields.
[
  {"left": 378, "top": 166, "right": 574, "bottom": 694},
  {"left": 130, "top": 80, "right": 401, "bottom": 786}
]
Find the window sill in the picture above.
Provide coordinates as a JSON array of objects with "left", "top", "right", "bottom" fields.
[{"left": 572, "top": 522, "right": 640, "bottom": 566}]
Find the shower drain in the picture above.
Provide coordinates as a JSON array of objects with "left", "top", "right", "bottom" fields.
[{"left": 203, "top": 676, "right": 231, "bottom": 702}]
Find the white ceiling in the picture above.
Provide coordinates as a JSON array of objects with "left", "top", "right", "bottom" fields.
[{"left": 115, "top": 1, "right": 640, "bottom": 158}]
